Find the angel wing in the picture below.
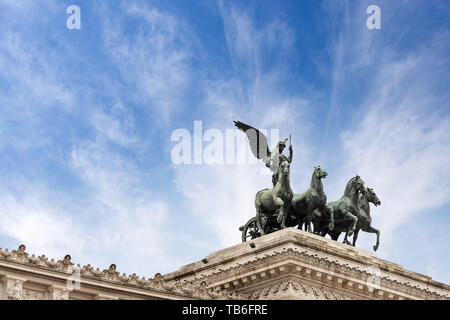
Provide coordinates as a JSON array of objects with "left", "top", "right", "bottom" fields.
[{"left": 233, "top": 120, "right": 271, "bottom": 163}]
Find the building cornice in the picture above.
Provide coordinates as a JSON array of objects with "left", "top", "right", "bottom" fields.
[
  {"left": 0, "top": 245, "right": 240, "bottom": 300},
  {"left": 164, "top": 228, "right": 450, "bottom": 300},
  {"left": 1, "top": 228, "right": 449, "bottom": 300}
]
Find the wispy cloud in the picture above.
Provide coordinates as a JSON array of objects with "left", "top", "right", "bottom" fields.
[
  {"left": 339, "top": 46, "right": 450, "bottom": 251},
  {"left": 321, "top": 1, "right": 450, "bottom": 264},
  {"left": 98, "top": 1, "right": 197, "bottom": 125},
  {"left": 0, "top": 179, "right": 84, "bottom": 259},
  {"left": 0, "top": 1, "right": 193, "bottom": 276}
]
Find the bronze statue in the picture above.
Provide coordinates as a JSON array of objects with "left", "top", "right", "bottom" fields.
[
  {"left": 239, "top": 160, "right": 293, "bottom": 241},
  {"left": 338, "top": 187, "right": 381, "bottom": 250},
  {"left": 235, "top": 120, "right": 381, "bottom": 251},
  {"left": 255, "top": 159, "right": 293, "bottom": 233},
  {"left": 316, "top": 175, "right": 365, "bottom": 244},
  {"left": 355, "top": 187, "right": 381, "bottom": 251},
  {"left": 291, "top": 166, "right": 333, "bottom": 233}
]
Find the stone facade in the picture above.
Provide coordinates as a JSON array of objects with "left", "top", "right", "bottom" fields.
[{"left": 1, "top": 228, "right": 449, "bottom": 300}]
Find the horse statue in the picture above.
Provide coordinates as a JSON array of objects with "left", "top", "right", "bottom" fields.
[
  {"left": 255, "top": 159, "right": 293, "bottom": 235},
  {"left": 290, "top": 166, "right": 333, "bottom": 233},
  {"left": 349, "top": 187, "right": 381, "bottom": 251},
  {"left": 319, "top": 186, "right": 381, "bottom": 251},
  {"left": 315, "top": 175, "right": 365, "bottom": 243}
]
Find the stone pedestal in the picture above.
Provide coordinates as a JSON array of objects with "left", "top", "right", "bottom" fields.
[{"left": 164, "top": 228, "right": 450, "bottom": 300}]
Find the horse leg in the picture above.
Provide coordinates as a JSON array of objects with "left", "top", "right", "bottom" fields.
[
  {"left": 328, "top": 208, "right": 334, "bottom": 231},
  {"left": 256, "top": 208, "right": 266, "bottom": 236},
  {"left": 343, "top": 232, "right": 351, "bottom": 245},
  {"left": 304, "top": 213, "right": 312, "bottom": 233},
  {"left": 312, "top": 209, "right": 321, "bottom": 234},
  {"left": 345, "top": 211, "right": 358, "bottom": 237},
  {"left": 330, "top": 230, "right": 340, "bottom": 241},
  {"left": 319, "top": 223, "right": 328, "bottom": 237},
  {"left": 295, "top": 216, "right": 303, "bottom": 230},
  {"left": 352, "top": 229, "right": 360, "bottom": 247},
  {"left": 275, "top": 198, "right": 286, "bottom": 229},
  {"left": 304, "top": 204, "right": 316, "bottom": 233},
  {"left": 364, "top": 226, "right": 380, "bottom": 251}
]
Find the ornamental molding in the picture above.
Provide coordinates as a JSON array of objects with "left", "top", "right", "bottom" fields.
[
  {"left": 0, "top": 244, "right": 241, "bottom": 300},
  {"left": 164, "top": 228, "right": 450, "bottom": 300},
  {"left": 247, "top": 281, "right": 353, "bottom": 300},
  {"left": 186, "top": 246, "right": 449, "bottom": 300}
]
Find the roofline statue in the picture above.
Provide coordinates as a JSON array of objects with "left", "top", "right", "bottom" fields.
[{"left": 235, "top": 120, "right": 381, "bottom": 251}]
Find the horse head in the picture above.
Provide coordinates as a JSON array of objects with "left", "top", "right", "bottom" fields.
[
  {"left": 278, "top": 160, "right": 290, "bottom": 179},
  {"left": 365, "top": 187, "right": 381, "bottom": 206},
  {"left": 313, "top": 165, "right": 328, "bottom": 180},
  {"left": 344, "top": 175, "right": 365, "bottom": 198},
  {"left": 354, "top": 175, "right": 365, "bottom": 193}
]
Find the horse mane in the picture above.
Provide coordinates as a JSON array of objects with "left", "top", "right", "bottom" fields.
[
  {"left": 310, "top": 168, "right": 324, "bottom": 195},
  {"left": 344, "top": 176, "right": 358, "bottom": 195}
]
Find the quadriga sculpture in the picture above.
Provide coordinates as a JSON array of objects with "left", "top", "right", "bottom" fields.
[
  {"left": 290, "top": 166, "right": 334, "bottom": 233},
  {"left": 315, "top": 175, "right": 365, "bottom": 244},
  {"left": 234, "top": 120, "right": 381, "bottom": 251}
]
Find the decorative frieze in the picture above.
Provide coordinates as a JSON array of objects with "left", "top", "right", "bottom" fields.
[
  {"left": 164, "top": 228, "right": 450, "bottom": 300},
  {"left": 0, "top": 245, "right": 239, "bottom": 300}
]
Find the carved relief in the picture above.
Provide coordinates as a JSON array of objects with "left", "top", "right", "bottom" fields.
[
  {"left": 102, "top": 264, "right": 120, "bottom": 282},
  {"left": 9, "top": 245, "right": 28, "bottom": 263},
  {"left": 23, "top": 289, "right": 45, "bottom": 300},
  {"left": 54, "top": 288, "right": 70, "bottom": 300},
  {"left": 56, "top": 255, "right": 73, "bottom": 272},
  {"left": 7, "top": 280, "right": 24, "bottom": 300},
  {"left": 248, "top": 281, "right": 353, "bottom": 300},
  {"left": 184, "top": 246, "right": 450, "bottom": 300}
]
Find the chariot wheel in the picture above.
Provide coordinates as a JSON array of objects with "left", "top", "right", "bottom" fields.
[{"left": 240, "top": 217, "right": 261, "bottom": 242}]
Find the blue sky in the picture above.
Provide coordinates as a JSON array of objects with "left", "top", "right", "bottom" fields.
[{"left": 0, "top": 0, "right": 449, "bottom": 284}]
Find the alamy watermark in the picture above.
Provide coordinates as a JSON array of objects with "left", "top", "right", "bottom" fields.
[
  {"left": 365, "top": 264, "right": 382, "bottom": 292},
  {"left": 66, "top": 265, "right": 81, "bottom": 290},
  {"left": 366, "top": 5, "right": 381, "bottom": 30},
  {"left": 66, "top": 5, "right": 81, "bottom": 30},
  {"left": 64, "top": 4, "right": 379, "bottom": 31},
  {"left": 171, "top": 121, "right": 281, "bottom": 174}
]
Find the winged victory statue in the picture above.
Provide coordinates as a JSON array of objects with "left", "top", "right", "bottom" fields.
[{"left": 233, "top": 120, "right": 292, "bottom": 186}]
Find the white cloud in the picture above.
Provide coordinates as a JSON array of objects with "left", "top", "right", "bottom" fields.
[
  {"left": 98, "top": 1, "right": 196, "bottom": 125},
  {"left": 0, "top": 182, "right": 84, "bottom": 259},
  {"left": 0, "top": 0, "right": 195, "bottom": 277},
  {"left": 332, "top": 10, "right": 450, "bottom": 255}
]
